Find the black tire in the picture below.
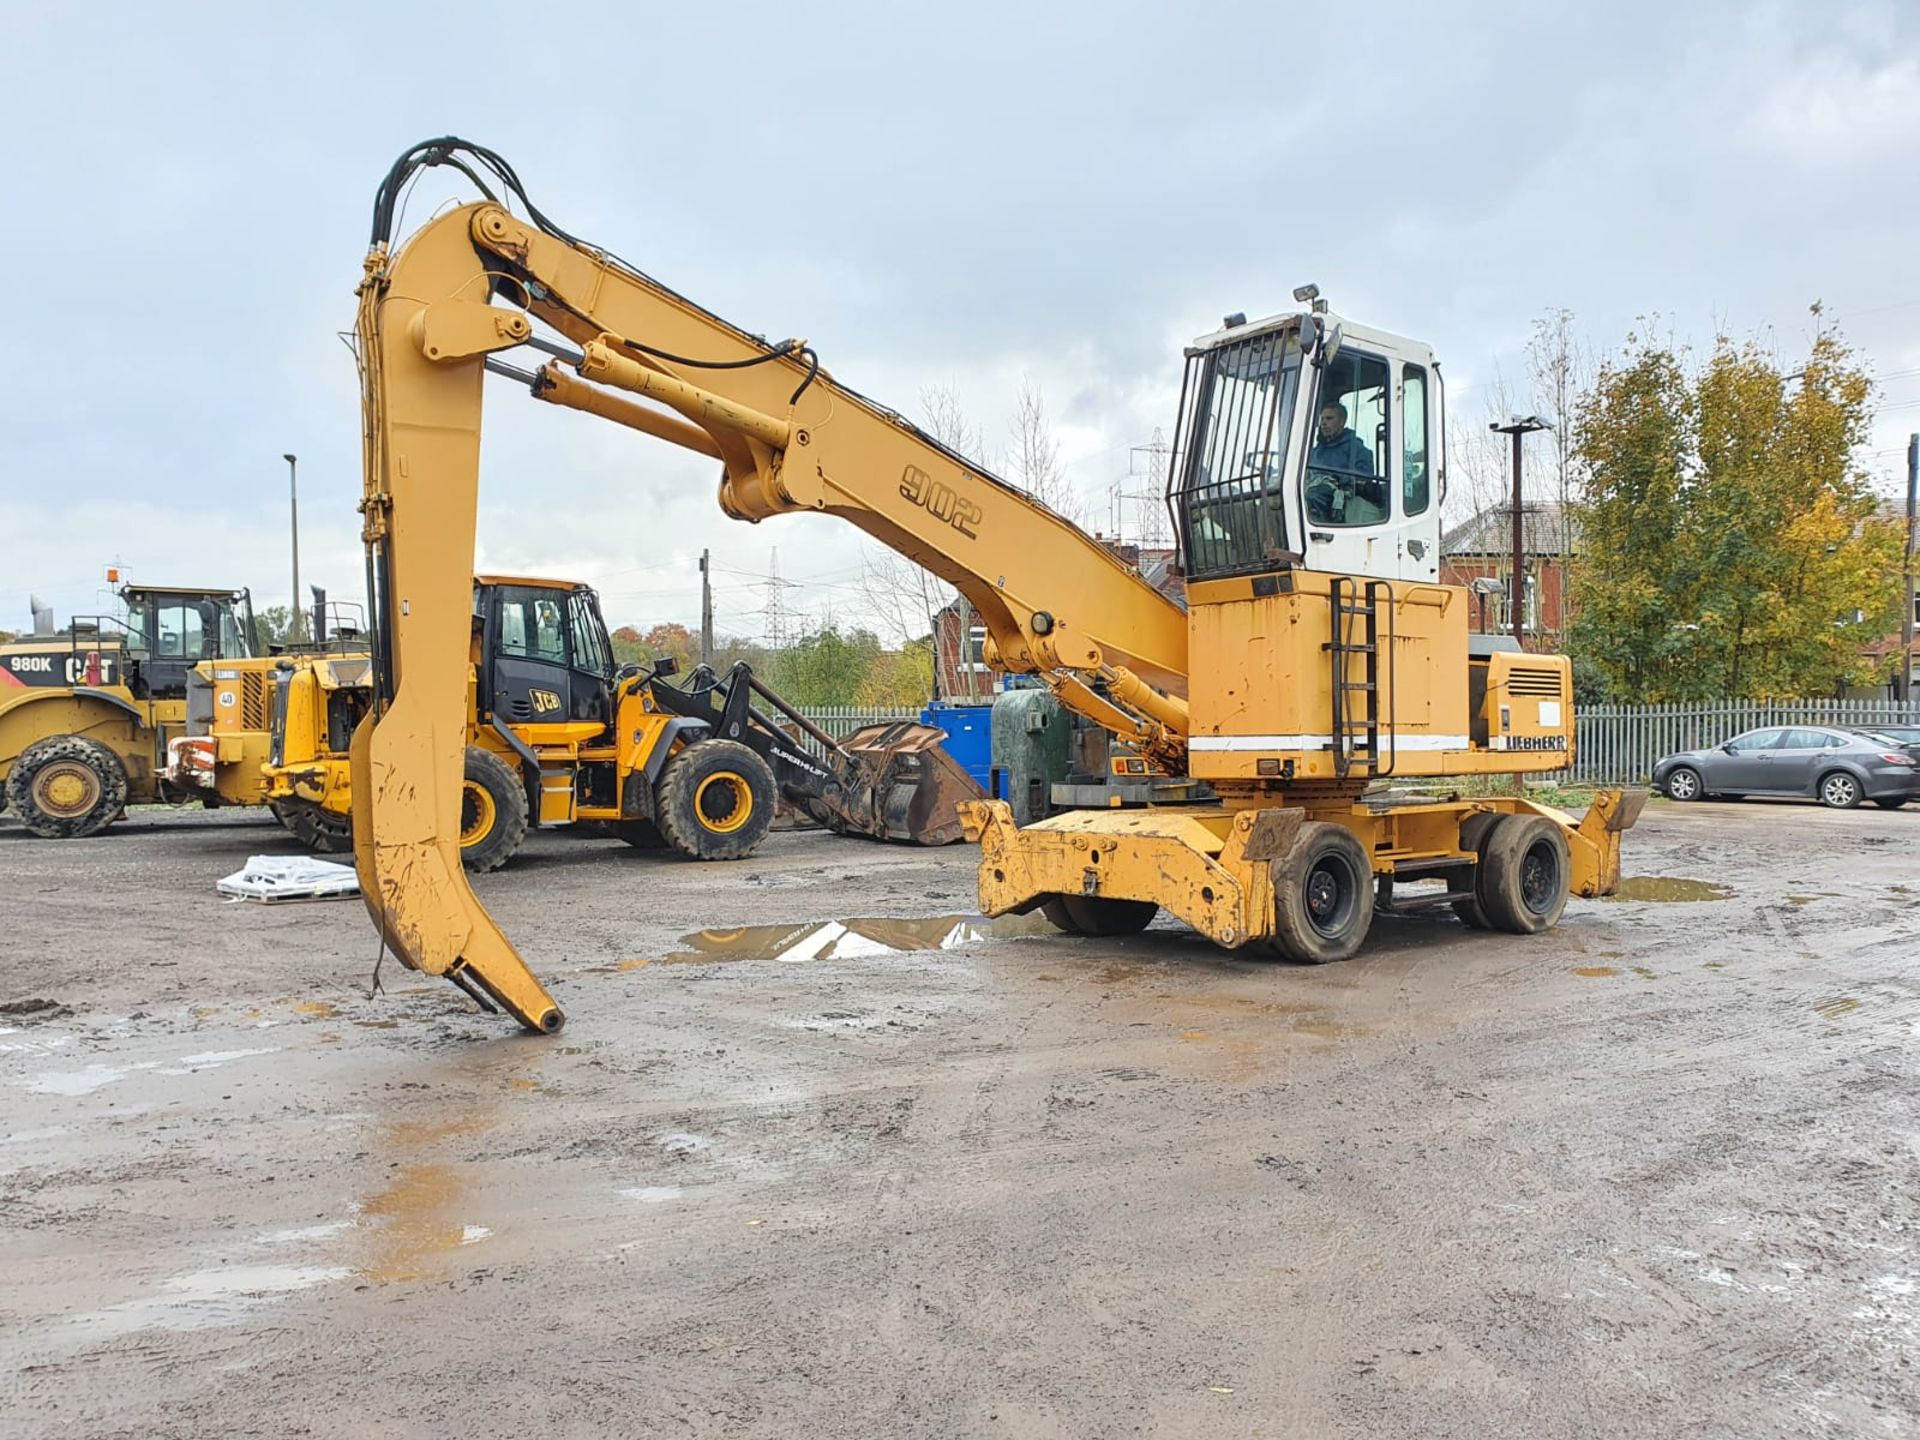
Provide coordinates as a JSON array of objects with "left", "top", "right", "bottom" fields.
[
  {"left": 1475, "top": 814, "right": 1570, "bottom": 935},
  {"left": 270, "top": 799, "right": 354, "bottom": 853},
  {"left": 1872, "top": 795, "right": 1908, "bottom": 811},
  {"left": 459, "top": 746, "right": 529, "bottom": 872},
  {"left": 1039, "top": 894, "right": 1158, "bottom": 935},
  {"left": 614, "top": 818, "right": 667, "bottom": 849},
  {"left": 4, "top": 735, "right": 129, "bottom": 839},
  {"left": 654, "top": 739, "right": 776, "bottom": 861},
  {"left": 1663, "top": 766, "right": 1703, "bottom": 802},
  {"left": 1270, "top": 821, "right": 1374, "bottom": 964},
  {"left": 1817, "top": 770, "right": 1863, "bottom": 810},
  {"left": 1450, "top": 811, "right": 1500, "bottom": 929}
]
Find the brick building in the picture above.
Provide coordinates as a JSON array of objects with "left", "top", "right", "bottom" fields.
[{"left": 1439, "top": 503, "right": 1580, "bottom": 646}]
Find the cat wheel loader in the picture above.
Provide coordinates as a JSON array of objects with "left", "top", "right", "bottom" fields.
[
  {"left": 346, "top": 138, "right": 1640, "bottom": 1032},
  {"left": 0, "top": 583, "right": 260, "bottom": 837}
]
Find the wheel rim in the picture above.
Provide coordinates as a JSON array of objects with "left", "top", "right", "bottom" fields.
[
  {"left": 1304, "top": 853, "right": 1360, "bottom": 939},
  {"left": 1823, "top": 776, "right": 1856, "bottom": 806},
  {"left": 1519, "top": 838, "right": 1562, "bottom": 916},
  {"left": 693, "top": 773, "right": 753, "bottom": 834},
  {"left": 36, "top": 762, "right": 101, "bottom": 818},
  {"left": 1669, "top": 770, "right": 1697, "bottom": 799},
  {"left": 460, "top": 782, "right": 497, "bottom": 847}
]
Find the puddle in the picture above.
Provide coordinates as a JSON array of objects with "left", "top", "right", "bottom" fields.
[
  {"left": 1814, "top": 997, "right": 1862, "bottom": 1020},
  {"left": 58, "top": 1265, "right": 350, "bottom": 1340},
  {"left": 609, "top": 913, "right": 1061, "bottom": 969},
  {"left": 1573, "top": 966, "right": 1620, "bottom": 978},
  {"left": 1606, "top": 877, "right": 1734, "bottom": 903},
  {"left": 357, "top": 1163, "right": 488, "bottom": 1282},
  {"left": 1631, "top": 966, "right": 1657, "bottom": 979},
  {"left": 293, "top": 1001, "right": 338, "bottom": 1019},
  {"left": 23, "top": 1062, "right": 154, "bottom": 1096},
  {"left": 621, "top": 1185, "right": 684, "bottom": 1204}
]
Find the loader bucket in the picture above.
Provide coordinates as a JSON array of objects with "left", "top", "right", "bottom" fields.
[{"left": 831, "top": 721, "right": 986, "bottom": 846}]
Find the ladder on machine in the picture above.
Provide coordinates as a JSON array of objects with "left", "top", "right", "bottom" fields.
[{"left": 1327, "top": 578, "right": 1395, "bottom": 779}]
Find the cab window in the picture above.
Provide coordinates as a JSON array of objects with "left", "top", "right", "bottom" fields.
[
  {"left": 568, "top": 591, "right": 610, "bottom": 675},
  {"left": 1307, "top": 352, "right": 1391, "bottom": 528},
  {"left": 1402, "top": 365, "right": 1430, "bottom": 516},
  {"left": 155, "top": 603, "right": 206, "bottom": 659},
  {"left": 496, "top": 587, "right": 570, "bottom": 665}
]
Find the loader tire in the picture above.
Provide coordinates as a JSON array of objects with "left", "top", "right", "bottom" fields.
[
  {"left": 1269, "top": 821, "right": 1374, "bottom": 964},
  {"left": 1474, "top": 814, "right": 1570, "bottom": 935},
  {"left": 654, "top": 739, "right": 776, "bottom": 861},
  {"left": 5, "top": 735, "right": 129, "bottom": 839},
  {"left": 271, "top": 800, "right": 354, "bottom": 854},
  {"left": 459, "top": 747, "right": 529, "bottom": 873},
  {"left": 1039, "top": 894, "right": 1159, "bottom": 936}
]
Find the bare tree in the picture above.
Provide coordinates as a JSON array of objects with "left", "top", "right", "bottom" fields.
[
  {"left": 1008, "top": 377, "right": 1080, "bottom": 524},
  {"left": 1527, "top": 308, "right": 1590, "bottom": 632}
]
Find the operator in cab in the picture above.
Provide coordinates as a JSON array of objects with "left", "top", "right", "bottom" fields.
[{"left": 1306, "top": 401, "right": 1388, "bottom": 525}]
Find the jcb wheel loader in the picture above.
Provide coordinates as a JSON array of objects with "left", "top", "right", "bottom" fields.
[
  {"left": 180, "top": 575, "right": 973, "bottom": 873},
  {"left": 344, "top": 139, "right": 1640, "bottom": 1032}
]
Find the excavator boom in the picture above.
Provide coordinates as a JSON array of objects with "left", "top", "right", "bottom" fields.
[{"left": 352, "top": 139, "right": 1188, "bottom": 1030}]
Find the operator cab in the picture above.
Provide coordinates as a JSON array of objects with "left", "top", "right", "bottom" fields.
[
  {"left": 1170, "top": 305, "right": 1441, "bottom": 585},
  {"left": 475, "top": 576, "right": 616, "bottom": 731},
  {"left": 119, "top": 585, "right": 254, "bottom": 698}
]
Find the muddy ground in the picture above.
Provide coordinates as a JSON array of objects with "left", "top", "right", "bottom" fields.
[{"left": 0, "top": 799, "right": 1915, "bottom": 1439}]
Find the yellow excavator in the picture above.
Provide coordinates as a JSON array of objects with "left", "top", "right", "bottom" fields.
[{"left": 349, "top": 138, "right": 1640, "bottom": 1032}]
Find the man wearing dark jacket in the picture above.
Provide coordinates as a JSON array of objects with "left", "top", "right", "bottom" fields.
[{"left": 1307, "top": 402, "right": 1387, "bottom": 524}]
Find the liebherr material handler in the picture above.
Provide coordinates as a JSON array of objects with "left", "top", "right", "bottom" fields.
[{"left": 351, "top": 138, "right": 1639, "bottom": 1033}]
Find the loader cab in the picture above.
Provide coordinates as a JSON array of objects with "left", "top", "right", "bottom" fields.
[
  {"left": 120, "top": 585, "right": 254, "bottom": 699},
  {"left": 1171, "top": 309, "right": 1441, "bottom": 586},
  {"left": 475, "top": 576, "right": 615, "bottom": 733}
]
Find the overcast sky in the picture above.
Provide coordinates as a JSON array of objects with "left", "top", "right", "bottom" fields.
[{"left": 4, "top": 1, "right": 1917, "bottom": 641}]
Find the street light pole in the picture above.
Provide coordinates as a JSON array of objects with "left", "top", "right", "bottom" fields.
[
  {"left": 284, "top": 453, "right": 301, "bottom": 645},
  {"left": 1489, "top": 417, "right": 1553, "bottom": 649}
]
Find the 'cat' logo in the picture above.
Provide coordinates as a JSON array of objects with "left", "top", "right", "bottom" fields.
[{"left": 530, "top": 689, "right": 561, "bottom": 714}]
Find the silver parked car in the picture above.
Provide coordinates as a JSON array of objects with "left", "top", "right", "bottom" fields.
[{"left": 1652, "top": 726, "right": 1920, "bottom": 810}]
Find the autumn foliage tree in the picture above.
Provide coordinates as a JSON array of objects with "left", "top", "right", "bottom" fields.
[{"left": 1571, "top": 318, "right": 1902, "bottom": 701}]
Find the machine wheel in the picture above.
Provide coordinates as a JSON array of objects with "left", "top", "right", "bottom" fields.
[
  {"left": 1474, "top": 815, "right": 1570, "bottom": 935},
  {"left": 1872, "top": 795, "right": 1908, "bottom": 810},
  {"left": 1039, "top": 894, "right": 1158, "bottom": 936},
  {"left": 1269, "top": 821, "right": 1374, "bottom": 964},
  {"left": 460, "top": 747, "right": 529, "bottom": 873},
  {"left": 1449, "top": 812, "right": 1500, "bottom": 930},
  {"left": 4, "top": 735, "right": 129, "bottom": 839},
  {"left": 654, "top": 739, "right": 776, "bottom": 861},
  {"left": 614, "top": 818, "right": 668, "bottom": 849},
  {"left": 1663, "top": 766, "right": 1702, "bottom": 802},
  {"left": 1817, "top": 771, "right": 1862, "bottom": 810},
  {"left": 270, "top": 800, "right": 354, "bottom": 854}
]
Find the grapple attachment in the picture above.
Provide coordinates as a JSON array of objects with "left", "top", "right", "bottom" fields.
[{"left": 815, "top": 721, "right": 985, "bottom": 846}]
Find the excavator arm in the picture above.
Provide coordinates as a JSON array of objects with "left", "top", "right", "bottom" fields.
[{"left": 351, "top": 139, "right": 1189, "bottom": 1032}]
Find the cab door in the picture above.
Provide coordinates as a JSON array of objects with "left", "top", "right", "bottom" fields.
[
  {"left": 1298, "top": 348, "right": 1441, "bottom": 584},
  {"left": 484, "top": 585, "right": 576, "bottom": 726}
]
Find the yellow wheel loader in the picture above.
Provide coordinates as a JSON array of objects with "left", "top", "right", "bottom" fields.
[
  {"left": 0, "top": 584, "right": 260, "bottom": 837},
  {"left": 344, "top": 139, "right": 1640, "bottom": 1032},
  {"left": 175, "top": 576, "right": 976, "bottom": 874}
]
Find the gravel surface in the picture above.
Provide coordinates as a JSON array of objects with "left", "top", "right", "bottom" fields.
[{"left": 1, "top": 799, "right": 1916, "bottom": 1438}]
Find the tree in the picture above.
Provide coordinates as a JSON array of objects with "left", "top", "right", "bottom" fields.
[
  {"left": 611, "top": 621, "right": 698, "bottom": 673},
  {"left": 254, "top": 605, "right": 296, "bottom": 649},
  {"left": 769, "top": 625, "right": 883, "bottom": 707},
  {"left": 1008, "top": 377, "right": 1079, "bottom": 523},
  {"left": 857, "top": 638, "right": 934, "bottom": 707},
  {"left": 1527, "top": 308, "right": 1590, "bottom": 629},
  {"left": 1570, "top": 317, "right": 1901, "bottom": 701}
]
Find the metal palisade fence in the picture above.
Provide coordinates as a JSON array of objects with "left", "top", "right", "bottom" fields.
[
  {"left": 1570, "top": 699, "right": 1920, "bottom": 785},
  {"left": 792, "top": 705, "right": 924, "bottom": 756}
]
